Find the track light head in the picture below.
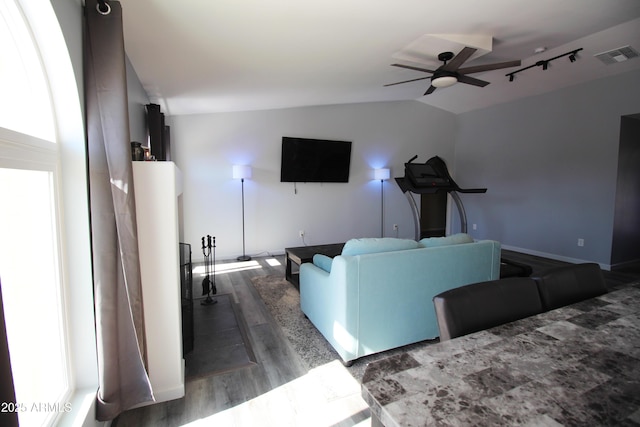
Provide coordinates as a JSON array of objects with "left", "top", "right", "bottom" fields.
[
  {"left": 508, "top": 74, "right": 514, "bottom": 82},
  {"left": 569, "top": 54, "right": 576, "bottom": 62},
  {"left": 535, "top": 60, "right": 549, "bottom": 70}
]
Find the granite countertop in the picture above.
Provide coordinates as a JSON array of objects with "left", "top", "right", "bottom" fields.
[{"left": 362, "top": 282, "right": 640, "bottom": 426}]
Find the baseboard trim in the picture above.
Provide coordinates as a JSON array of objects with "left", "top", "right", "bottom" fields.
[
  {"left": 501, "top": 244, "right": 612, "bottom": 271},
  {"left": 131, "top": 360, "right": 185, "bottom": 409},
  {"left": 610, "top": 258, "right": 640, "bottom": 270}
]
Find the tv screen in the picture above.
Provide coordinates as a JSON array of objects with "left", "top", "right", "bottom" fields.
[{"left": 280, "top": 137, "right": 352, "bottom": 183}]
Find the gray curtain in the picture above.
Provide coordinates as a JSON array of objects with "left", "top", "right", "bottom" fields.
[{"left": 84, "top": 0, "right": 154, "bottom": 420}]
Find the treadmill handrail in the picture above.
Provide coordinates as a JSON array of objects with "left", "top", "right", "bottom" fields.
[{"left": 395, "top": 177, "right": 486, "bottom": 194}]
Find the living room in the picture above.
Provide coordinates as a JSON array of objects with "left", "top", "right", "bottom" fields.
[
  {"left": 168, "top": 72, "right": 640, "bottom": 268},
  {"left": 116, "top": 3, "right": 640, "bottom": 268},
  {"left": 2, "top": 1, "right": 640, "bottom": 427}
]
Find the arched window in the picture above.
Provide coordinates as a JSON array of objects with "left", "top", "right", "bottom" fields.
[
  {"left": 0, "top": 0, "right": 55, "bottom": 140},
  {"left": 0, "top": 1, "right": 95, "bottom": 426}
]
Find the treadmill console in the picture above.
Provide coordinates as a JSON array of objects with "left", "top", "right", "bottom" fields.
[{"left": 405, "top": 163, "right": 451, "bottom": 188}]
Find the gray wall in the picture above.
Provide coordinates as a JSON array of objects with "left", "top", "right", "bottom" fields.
[
  {"left": 454, "top": 69, "right": 640, "bottom": 268},
  {"left": 170, "top": 100, "right": 456, "bottom": 260},
  {"left": 126, "top": 56, "right": 150, "bottom": 144}
]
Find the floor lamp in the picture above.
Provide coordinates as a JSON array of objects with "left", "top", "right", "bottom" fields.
[
  {"left": 233, "top": 165, "right": 252, "bottom": 261},
  {"left": 374, "top": 168, "right": 390, "bottom": 237}
]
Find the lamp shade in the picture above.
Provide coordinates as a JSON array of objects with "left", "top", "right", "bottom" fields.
[
  {"left": 374, "top": 168, "right": 390, "bottom": 181},
  {"left": 233, "top": 165, "right": 252, "bottom": 180}
]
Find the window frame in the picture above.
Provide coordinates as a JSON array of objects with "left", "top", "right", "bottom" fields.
[
  {"left": 0, "top": 136, "right": 71, "bottom": 426},
  {"left": 1, "top": 0, "right": 99, "bottom": 426}
]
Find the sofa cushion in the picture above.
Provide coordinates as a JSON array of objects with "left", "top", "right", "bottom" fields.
[
  {"left": 420, "top": 233, "right": 474, "bottom": 248},
  {"left": 341, "top": 237, "right": 420, "bottom": 256},
  {"left": 313, "top": 254, "right": 334, "bottom": 273}
]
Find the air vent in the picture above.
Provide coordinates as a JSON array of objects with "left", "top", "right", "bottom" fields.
[{"left": 594, "top": 45, "right": 639, "bottom": 65}]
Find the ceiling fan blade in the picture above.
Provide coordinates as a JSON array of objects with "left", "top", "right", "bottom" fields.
[
  {"left": 442, "top": 47, "right": 477, "bottom": 71},
  {"left": 391, "top": 63, "right": 437, "bottom": 74},
  {"left": 424, "top": 85, "right": 437, "bottom": 95},
  {"left": 384, "top": 76, "right": 431, "bottom": 87},
  {"left": 456, "top": 74, "right": 490, "bottom": 87},
  {"left": 458, "top": 60, "right": 522, "bottom": 74}
]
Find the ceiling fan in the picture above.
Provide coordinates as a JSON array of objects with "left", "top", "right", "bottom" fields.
[{"left": 385, "top": 47, "right": 521, "bottom": 95}]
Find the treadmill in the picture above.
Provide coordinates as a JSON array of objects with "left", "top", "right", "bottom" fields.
[
  {"left": 396, "top": 155, "right": 531, "bottom": 278},
  {"left": 396, "top": 155, "right": 486, "bottom": 240}
]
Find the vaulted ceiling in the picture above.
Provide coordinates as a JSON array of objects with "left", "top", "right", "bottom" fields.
[{"left": 119, "top": 0, "right": 640, "bottom": 116}]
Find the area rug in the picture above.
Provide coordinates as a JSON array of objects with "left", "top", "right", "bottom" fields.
[
  {"left": 185, "top": 293, "right": 257, "bottom": 379},
  {"left": 250, "top": 275, "right": 436, "bottom": 382}
]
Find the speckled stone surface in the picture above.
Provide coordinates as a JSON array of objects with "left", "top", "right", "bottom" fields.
[{"left": 362, "top": 282, "right": 640, "bottom": 426}]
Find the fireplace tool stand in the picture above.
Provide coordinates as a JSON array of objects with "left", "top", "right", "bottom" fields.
[{"left": 201, "top": 235, "right": 217, "bottom": 305}]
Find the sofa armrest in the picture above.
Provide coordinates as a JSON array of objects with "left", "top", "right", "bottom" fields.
[
  {"left": 313, "top": 254, "right": 333, "bottom": 273},
  {"left": 299, "top": 256, "right": 360, "bottom": 362}
]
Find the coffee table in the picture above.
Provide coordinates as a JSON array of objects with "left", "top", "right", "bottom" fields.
[{"left": 284, "top": 243, "right": 345, "bottom": 288}]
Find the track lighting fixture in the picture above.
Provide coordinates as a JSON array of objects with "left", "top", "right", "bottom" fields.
[{"left": 506, "top": 48, "right": 582, "bottom": 82}]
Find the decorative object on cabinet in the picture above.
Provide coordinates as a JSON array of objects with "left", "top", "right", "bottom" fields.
[
  {"left": 146, "top": 103, "right": 170, "bottom": 161},
  {"left": 131, "top": 141, "right": 144, "bottom": 161}
]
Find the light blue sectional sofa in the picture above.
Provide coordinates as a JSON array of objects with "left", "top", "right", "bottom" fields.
[{"left": 299, "top": 235, "right": 501, "bottom": 365}]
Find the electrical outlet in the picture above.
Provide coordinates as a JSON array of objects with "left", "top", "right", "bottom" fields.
[
  {"left": 393, "top": 224, "right": 398, "bottom": 230},
  {"left": 299, "top": 230, "right": 305, "bottom": 238},
  {"left": 577, "top": 238, "right": 584, "bottom": 247},
  {"left": 472, "top": 223, "right": 477, "bottom": 230}
]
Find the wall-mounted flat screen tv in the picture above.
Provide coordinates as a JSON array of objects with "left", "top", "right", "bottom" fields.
[{"left": 280, "top": 137, "right": 352, "bottom": 183}]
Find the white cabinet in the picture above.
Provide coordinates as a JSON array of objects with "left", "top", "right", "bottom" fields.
[{"left": 132, "top": 161, "right": 184, "bottom": 403}]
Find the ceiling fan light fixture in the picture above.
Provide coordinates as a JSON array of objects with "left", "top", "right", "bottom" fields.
[
  {"left": 388, "top": 46, "right": 518, "bottom": 95},
  {"left": 432, "top": 75, "right": 458, "bottom": 88}
]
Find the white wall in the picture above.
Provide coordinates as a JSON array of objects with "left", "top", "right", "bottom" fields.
[
  {"left": 170, "top": 100, "right": 456, "bottom": 260},
  {"left": 454, "top": 69, "right": 640, "bottom": 268}
]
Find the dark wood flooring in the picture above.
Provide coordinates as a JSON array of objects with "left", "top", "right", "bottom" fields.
[
  {"left": 113, "top": 251, "right": 640, "bottom": 426},
  {"left": 114, "top": 255, "right": 370, "bottom": 427},
  {"left": 114, "top": 255, "right": 296, "bottom": 425}
]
